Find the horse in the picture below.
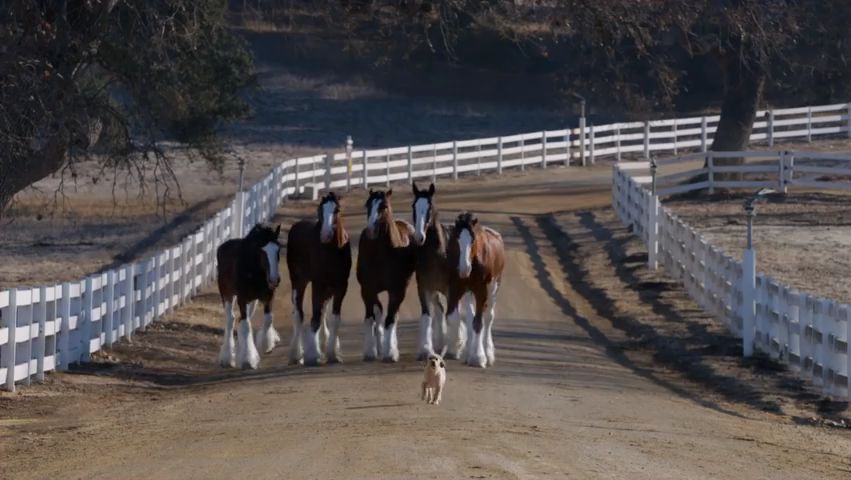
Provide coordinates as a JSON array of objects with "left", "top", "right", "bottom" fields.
[
  {"left": 216, "top": 223, "right": 283, "bottom": 369},
  {"left": 446, "top": 212, "right": 505, "bottom": 368},
  {"left": 411, "top": 182, "right": 474, "bottom": 360},
  {"left": 287, "top": 192, "right": 352, "bottom": 366},
  {"left": 356, "top": 188, "right": 417, "bottom": 362}
]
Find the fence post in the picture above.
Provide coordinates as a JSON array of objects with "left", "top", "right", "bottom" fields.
[
  {"left": 742, "top": 247, "right": 757, "bottom": 358},
  {"left": 81, "top": 277, "right": 93, "bottom": 363},
  {"left": 643, "top": 120, "right": 651, "bottom": 159},
  {"left": 476, "top": 143, "right": 482, "bottom": 175},
  {"left": 407, "top": 146, "right": 414, "bottom": 183},
  {"left": 565, "top": 130, "right": 571, "bottom": 167},
  {"left": 385, "top": 150, "right": 391, "bottom": 188},
  {"left": 778, "top": 151, "right": 787, "bottom": 194},
  {"left": 362, "top": 151, "right": 369, "bottom": 189},
  {"left": 497, "top": 137, "right": 503, "bottom": 174},
  {"left": 672, "top": 120, "right": 678, "bottom": 155},
  {"left": 787, "top": 152, "right": 795, "bottom": 189},
  {"left": 105, "top": 270, "right": 115, "bottom": 348},
  {"left": 452, "top": 141, "right": 459, "bottom": 181},
  {"left": 767, "top": 110, "right": 775, "bottom": 147},
  {"left": 647, "top": 193, "right": 659, "bottom": 270},
  {"left": 520, "top": 137, "right": 526, "bottom": 171},
  {"left": 707, "top": 152, "right": 715, "bottom": 195},
  {"left": 807, "top": 106, "right": 813, "bottom": 143},
  {"left": 124, "top": 264, "right": 134, "bottom": 342},
  {"left": 59, "top": 283, "right": 70, "bottom": 370},
  {"left": 324, "top": 153, "right": 333, "bottom": 191},
  {"left": 701, "top": 116, "right": 708, "bottom": 152},
  {"left": 541, "top": 131, "right": 547, "bottom": 168},
  {"left": 152, "top": 255, "right": 161, "bottom": 323},
  {"left": 346, "top": 136, "right": 353, "bottom": 192},
  {"left": 847, "top": 103, "right": 851, "bottom": 139},
  {"left": 36, "top": 286, "right": 49, "bottom": 382},
  {"left": 579, "top": 116, "right": 587, "bottom": 166},
  {"left": 431, "top": 145, "right": 437, "bottom": 184},
  {"left": 615, "top": 125, "right": 621, "bottom": 162},
  {"left": 589, "top": 124, "right": 595, "bottom": 165},
  {"left": 294, "top": 157, "right": 301, "bottom": 195},
  {"left": 5, "top": 289, "right": 17, "bottom": 392}
]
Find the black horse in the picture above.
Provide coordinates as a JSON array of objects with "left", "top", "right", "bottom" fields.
[{"left": 216, "top": 223, "right": 283, "bottom": 369}]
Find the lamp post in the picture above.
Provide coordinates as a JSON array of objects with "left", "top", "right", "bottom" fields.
[
  {"left": 650, "top": 156, "right": 658, "bottom": 195},
  {"left": 741, "top": 188, "right": 775, "bottom": 357},
  {"left": 647, "top": 156, "right": 659, "bottom": 270}
]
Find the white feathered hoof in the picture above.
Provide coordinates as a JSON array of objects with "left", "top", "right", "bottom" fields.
[
  {"left": 486, "top": 347, "right": 496, "bottom": 366},
  {"left": 467, "top": 350, "right": 487, "bottom": 369},
  {"left": 382, "top": 324, "right": 399, "bottom": 363},
  {"left": 302, "top": 327, "right": 322, "bottom": 367},
  {"left": 218, "top": 335, "right": 236, "bottom": 368},
  {"left": 237, "top": 322, "right": 261, "bottom": 370},
  {"left": 255, "top": 323, "right": 281, "bottom": 354}
]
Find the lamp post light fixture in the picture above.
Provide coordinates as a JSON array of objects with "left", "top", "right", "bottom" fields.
[{"left": 743, "top": 188, "right": 776, "bottom": 249}]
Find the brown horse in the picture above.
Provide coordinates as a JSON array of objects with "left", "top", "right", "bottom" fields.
[
  {"left": 411, "top": 182, "right": 474, "bottom": 360},
  {"left": 216, "top": 223, "right": 283, "bottom": 369},
  {"left": 446, "top": 212, "right": 505, "bottom": 368},
  {"left": 356, "top": 189, "right": 417, "bottom": 362},
  {"left": 287, "top": 192, "right": 352, "bottom": 366}
]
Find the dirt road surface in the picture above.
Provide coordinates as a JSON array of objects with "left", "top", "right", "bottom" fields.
[{"left": 2, "top": 166, "right": 850, "bottom": 480}]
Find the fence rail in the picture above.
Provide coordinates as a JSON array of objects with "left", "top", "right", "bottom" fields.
[
  {"left": 2, "top": 100, "right": 850, "bottom": 391},
  {"left": 612, "top": 151, "right": 851, "bottom": 399}
]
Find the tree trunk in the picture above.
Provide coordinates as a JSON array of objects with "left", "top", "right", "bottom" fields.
[
  {"left": 0, "top": 138, "right": 69, "bottom": 218},
  {"left": 709, "top": 51, "right": 766, "bottom": 182}
]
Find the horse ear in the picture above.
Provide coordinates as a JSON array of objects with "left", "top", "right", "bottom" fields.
[
  {"left": 412, "top": 182, "right": 419, "bottom": 195},
  {"left": 471, "top": 217, "right": 479, "bottom": 226},
  {"left": 428, "top": 183, "right": 435, "bottom": 195},
  {"left": 275, "top": 225, "right": 281, "bottom": 237},
  {"left": 387, "top": 189, "right": 393, "bottom": 197}
]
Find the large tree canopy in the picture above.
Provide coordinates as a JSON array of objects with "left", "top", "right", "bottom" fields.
[
  {"left": 244, "top": 0, "right": 850, "bottom": 156},
  {"left": 0, "top": 0, "right": 254, "bottom": 215}
]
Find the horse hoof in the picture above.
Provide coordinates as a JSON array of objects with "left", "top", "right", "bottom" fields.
[
  {"left": 304, "top": 357, "right": 322, "bottom": 367},
  {"left": 288, "top": 358, "right": 303, "bottom": 366},
  {"left": 327, "top": 355, "right": 343, "bottom": 365},
  {"left": 443, "top": 351, "right": 460, "bottom": 361},
  {"left": 382, "top": 355, "right": 399, "bottom": 364}
]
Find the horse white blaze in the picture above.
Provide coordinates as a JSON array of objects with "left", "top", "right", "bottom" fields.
[
  {"left": 320, "top": 201, "right": 336, "bottom": 243},
  {"left": 366, "top": 198, "right": 382, "bottom": 236},
  {"left": 458, "top": 229, "right": 473, "bottom": 278},
  {"left": 262, "top": 242, "right": 281, "bottom": 286},
  {"left": 413, "top": 197, "right": 430, "bottom": 245}
]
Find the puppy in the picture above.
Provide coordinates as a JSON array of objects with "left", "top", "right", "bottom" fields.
[{"left": 421, "top": 353, "right": 446, "bottom": 405}]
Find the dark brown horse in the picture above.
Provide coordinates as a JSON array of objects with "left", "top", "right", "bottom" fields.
[
  {"left": 411, "top": 182, "right": 474, "bottom": 360},
  {"left": 287, "top": 192, "right": 352, "bottom": 366},
  {"left": 216, "top": 223, "right": 283, "bottom": 369},
  {"left": 356, "top": 188, "right": 417, "bottom": 362},
  {"left": 446, "top": 212, "right": 505, "bottom": 368}
]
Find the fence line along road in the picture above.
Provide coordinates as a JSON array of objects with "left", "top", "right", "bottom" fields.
[
  {"left": 2, "top": 101, "right": 850, "bottom": 391},
  {"left": 613, "top": 150, "right": 851, "bottom": 400}
]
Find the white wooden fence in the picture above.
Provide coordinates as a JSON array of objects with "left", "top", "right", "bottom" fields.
[
  {"left": 2, "top": 100, "right": 849, "bottom": 391},
  {"left": 613, "top": 151, "right": 851, "bottom": 399}
]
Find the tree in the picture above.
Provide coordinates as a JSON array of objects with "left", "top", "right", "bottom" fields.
[
  {"left": 0, "top": 0, "right": 254, "bottom": 216},
  {"left": 269, "top": 1, "right": 849, "bottom": 175}
]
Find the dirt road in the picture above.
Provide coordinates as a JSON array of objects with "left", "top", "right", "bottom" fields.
[{"left": 2, "top": 166, "right": 850, "bottom": 479}]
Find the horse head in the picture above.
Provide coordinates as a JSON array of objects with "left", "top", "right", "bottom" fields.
[
  {"left": 318, "top": 192, "right": 342, "bottom": 244},
  {"left": 411, "top": 182, "right": 436, "bottom": 246},
  {"left": 365, "top": 188, "right": 393, "bottom": 239},
  {"left": 247, "top": 223, "right": 283, "bottom": 289},
  {"left": 451, "top": 211, "right": 478, "bottom": 279}
]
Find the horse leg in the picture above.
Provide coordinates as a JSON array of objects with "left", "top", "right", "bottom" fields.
[
  {"left": 484, "top": 281, "right": 499, "bottom": 366},
  {"left": 444, "top": 287, "right": 465, "bottom": 360},
  {"left": 320, "top": 299, "right": 331, "bottom": 355},
  {"left": 236, "top": 298, "right": 261, "bottom": 369},
  {"left": 217, "top": 296, "right": 237, "bottom": 368},
  {"left": 255, "top": 299, "right": 281, "bottom": 354},
  {"left": 416, "top": 286, "right": 434, "bottom": 361},
  {"left": 303, "top": 287, "right": 328, "bottom": 366},
  {"left": 289, "top": 284, "right": 307, "bottom": 365},
  {"left": 466, "top": 288, "right": 488, "bottom": 368},
  {"left": 382, "top": 289, "right": 404, "bottom": 363},
  {"left": 326, "top": 285, "right": 346, "bottom": 364},
  {"left": 362, "top": 291, "right": 382, "bottom": 361},
  {"left": 431, "top": 293, "right": 448, "bottom": 356}
]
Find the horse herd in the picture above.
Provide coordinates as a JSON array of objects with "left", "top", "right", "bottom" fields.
[{"left": 214, "top": 183, "right": 506, "bottom": 371}]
